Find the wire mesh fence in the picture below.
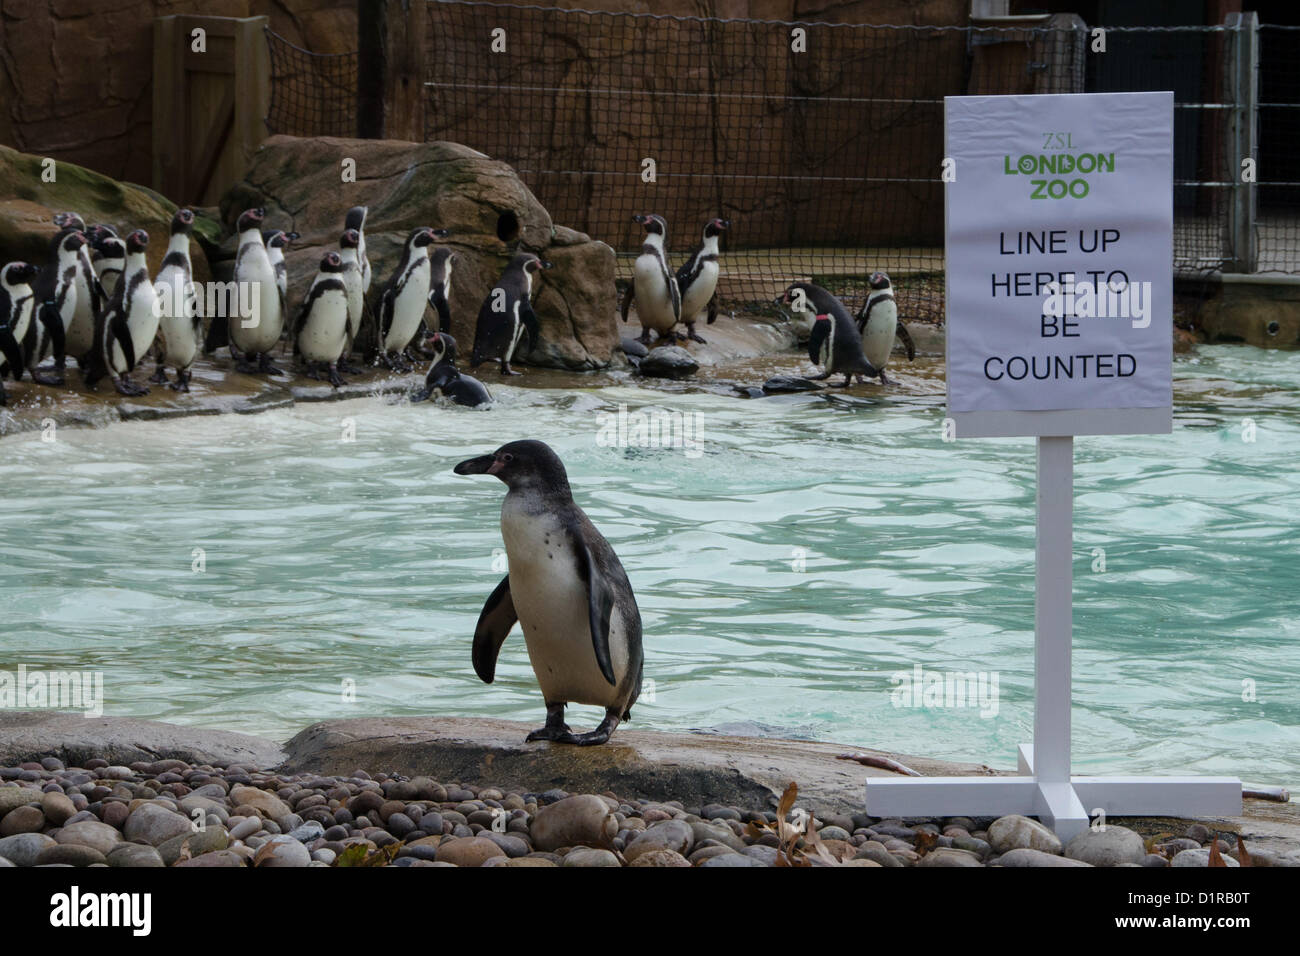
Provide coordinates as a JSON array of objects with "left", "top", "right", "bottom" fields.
[
  {"left": 262, "top": 6, "right": 1298, "bottom": 322},
  {"left": 265, "top": 28, "right": 357, "bottom": 138}
]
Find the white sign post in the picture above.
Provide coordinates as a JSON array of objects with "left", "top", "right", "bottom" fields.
[{"left": 865, "top": 92, "right": 1241, "bottom": 839}]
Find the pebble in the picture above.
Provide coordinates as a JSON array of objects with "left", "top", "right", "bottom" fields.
[
  {"left": 256, "top": 835, "right": 312, "bottom": 867},
  {"left": 987, "top": 814, "right": 1063, "bottom": 855},
  {"left": 0, "top": 832, "right": 57, "bottom": 866},
  {"left": 1171, "top": 847, "right": 1239, "bottom": 868},
  {"left": 0, "top": 805, "right": 45, "bottom": 836},
  {"left": 106, "top": 844, "right": 165, "bottom": 868},
  {"left": 995, "top": 848, "right": 1093, "bottom": 867},
  {"left": 56, "top": 820, "right": 122, "bottom": 855},
  {"left": 435, "top": 837, "right": 506, "bottom": 867},
  {"left": 563, "top": 847, "right": 621, "bottom": 867},
  {"left": 35, "top": 844, "right": 107, "bottom": 867},
  {"left": 1064, "top": 826, "right": 1146, "bottom": 867}
]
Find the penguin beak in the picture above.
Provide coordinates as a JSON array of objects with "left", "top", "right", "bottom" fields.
[
  {"left": 632, "top": 214, "right": 647, "bottom": 224},
  {"left": 539, "top": 260, "right": 553, "bottom": 270},
  {"left": 454, "top": 454, "right": 503, "bottom": 476},
  {"left": 432, "top": 228, "right": 450, "bottom": 239}
]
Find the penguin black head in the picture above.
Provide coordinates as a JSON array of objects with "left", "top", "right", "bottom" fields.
[
  {"left": 869, "top": 271, "right": 891, "bottom": 291},
  {"left": 454, "top": 439, "right": 572, "bottom": 497},
  {"left": 236, "top": 208, "right": 266, "bottom": 233},
  {"left": 522, "top": 255, "right": 552, "bottom": 275},
  {"left": 410, "top": 227, "right": 451, "bottom": 249},
  {"left": 171, "top": 208, "right": 195, "bottom": 234},
  {"left": 340, "top": 228, "right": 361, "bottom": 250},
  {"left": 345, "top": 206, "right": 368, "bottom": 232},
  {"left": 429, "top": 330, "right": 457, "bottom": 365},
  {"left": 319, "top": 251, "right": 343, "bottom": 273},
  {"left": 704, "top": 218, "right": 730, "bottom": 238},
  {"left": 263, "top": 229, "right": 298, "bottom": 249},
  {"left": 125, "top": 230, "right": 149, "bottom": 255},
  {"left": 53, "top": 212, "right": 86, "bottom": 232},
  {"left": 53, "top": 230, "right": 86, "bottom": 255},
  {"left": 633, "top": 213, "right": 667, "bottom": 237},
  {"left": 2, "top": 262, "right": 40, "bottom": 288}
]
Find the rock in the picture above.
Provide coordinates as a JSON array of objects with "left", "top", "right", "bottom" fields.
[
  {"left": 255, "top": 835, "right": 312, "bottom": 867},
  {"left": 0, "top": 804, "right": 44, "bottom": 835},
  {"left": 531, "top": 795, "right": 618, "bottom": 851},
  {"left": 689, "top": 819, "right": 746, "bottom": 852},
  {"left": 1157, "top": 837, "right": 1201, "bottom": 855},
  {"left": 996, "top": 848, "right": 1093, "bottom": 867},
  {"left": 157, "top": 825, "right": 229, "bottom": 865},
  {"left": 174, "top": 849, "right": 247, "bottom": 867},
  {"left": 1064, "top": 826, "right": 1147, "bottom": 867},
  {"left": 229, "top": 817, "right": 262, "bottom": 841},
  {"left": 435, "top": 836, "right": 507, "bottom": 867},
  {"left": 628, "top": 848, "right": 692, "bottom": 867},
  {"left": 1184, "top": 823, "right": 1211, "bottom": 843},
  {"left": 761, "top": 376, "right": 823, "bottom": 393},
  {"left": 700, "top": 852, "right": 768, "bottom": 867},
  {"left": 123, "top": 803, "right": 192, "bottom": 846},
  {"left": 0, "top": 787, "right": 40, "bottom": 818},
  {"left": 41, "top": 792, "right": 76, "bottom": 826},
  {"left": 1141, "top": 853, "right": 1169, "bottom": 867},
  {"left": 99, "top": 802, "right": 129, "bottom": 829},
  {"left": 0, "top": 832, "right": 56, "bottom": 866},
  {"left": 55, "top": 820, "right": 122, "bottom": 855},
  {"left": 481, "top": 832, "right": 530, "bottom": 858},
  {"left": 563, "top": 847, "right": 621, "bottom": 867},
  {"left": 221, "top": 136, "right": 617, "bottom": 370},
  {"left": 35, "top": 844, "right": 107, "bottom": 867},
  {"left": 1171, "top": 848, "right": 1239, "bottom": 868},
  {"left": 496, "top": 856, "right": 557, "bottom": 867},
  {"left": 988, "top": 815, "right": 1063, "bottom": 855},
  {"left": 229, "top": 785, "right": 292, "bottom": 821},
  {"left": 917, "top": 847, "right": 984, "bottom": 867},
  {"left": 952, "top": 835, "right": 992, "bottom": 858},
  {"left": 637, "top": 345, "right": 699, "bottom": 379},
  {"left": 854, "top": 842, "right": 904, "bottom": 867},
  {"left": 105, "top": 844, "right": 165, "bottom": 868},
  {"left": 624, "top": 820, "right": 693, "bottom": 862},
  {"left": 288, "top": 821, "right": 326, "bottom": 844},
  {"left": 742, "top": 844, "right": 780, "bottom": 866}
]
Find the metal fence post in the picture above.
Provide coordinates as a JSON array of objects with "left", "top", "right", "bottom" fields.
[{"left": 1226, "top": 11, "right": 1259, "bottom": 273}]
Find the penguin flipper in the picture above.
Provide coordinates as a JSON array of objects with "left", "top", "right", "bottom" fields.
[
  {"left": 472, "top": 575, "right": 517, "bottom": 684},
  {"left": 706, "top": 291, "right": 719, "bottom": 325},
  {"left": 668, "top": 276, "right": 681, "bottom": 322},
  {"left": 576, "top": 536, "right": 617, "bottom": 687},
  {"left": 0, "top": 329, "right": 24, "bottom": 380},
  {"left": 520, "top": 300, "right": 541, "bottom": 352},
  {"left": 807, "top": 318, "right": 830, "bottom": 367},
  {"left": 896, "top": 321, "right": 916, "bottom": 362},
  {"left": 619, "top": 279, "right": 634, "bottom": 323},
  {"left": 110, "top": 313, "right": 135, "bottom": 371},
  {"left": 430, "top": 288, "right": 451, "bottom": 337}
]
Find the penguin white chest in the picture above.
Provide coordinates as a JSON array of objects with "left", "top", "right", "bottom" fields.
[
  {"left": 680, "top": 259, "right": 719, "bottom": 320},
  {"left": 157, "top": 266, "right": 198, "bottom": 366},
  {"left": 341, "top": 264, "right": 363, "bottom": 336},
  {"left": 499, "top": 501, "right": 627, "bottom": 708},
  {"left": 860, "top": 296, "right": 898, "bottom": 370},
  {"left": 113, "top": 279, "right": 159, "bottom": 373},
  {"left": 233, "top": 248, "right": 281, "bottom": 352},
  {"left": 633, "top": 253, "right": 677, "bottom": 332},
  {"left": 299, "top": 287, "right": 350, "bottom": 361},
  {"left": 384, "top": 263, "right": 431, "bottom": 350}
]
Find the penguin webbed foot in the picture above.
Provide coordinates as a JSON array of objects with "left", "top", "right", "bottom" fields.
[
  {"left": 257, "top": 353, "right": 286, "bottom": 377},
  {"left": 167, "top": 372, "right": 191, "bottom": 393},
  {"left": 878, "top": 370, "right": 892, "bottom": 385},
  {"left": 500, "top": 362, "right": 522, "bottom": 376},
  {"left": 30, "top": 368, "right": 64, "bottom": 387},
  {"left": 113, "top": 376, "right": 148, "bottom": 397},
  {"left": 687, "top": 328, "right": 707, "bottom": 344},
  {"left": 525, "top": 703, "right": 572, "bottom": 742},
  {"left": 338, "top": 359, "right": 365, "bottom": 375},
  {"left": 148, "top": 366, "right": 168, "bottom": 384},
  {"left": 555, "top": 710, "right": 621, "bottom": 747},
  {"left": 327, "top": 364, "right": 345, "bottom": 388},
  {"left": 636, "top": 330, "right": 653, "bottom": 346}
]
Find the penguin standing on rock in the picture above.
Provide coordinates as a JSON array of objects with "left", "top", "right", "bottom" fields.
[
  {"left": 337, "top": 228, "right": 365, "bottom": 373},
  {"left": 471, "top": 253, "right": 548, "bottom": 376},
  {"left": 151, "top": 208, "right": 203, "bottom": 391},
  {"left": 0, "top": 262, "right": 39, "bottom": 405},
  {"left": 230, "top": 208, "right": 286, "bottom": 376},
  {"left": 454, "top": 440, "right": 643, "bottom": 745},
  {"left": 620, "top": 213, "right": 680, "bottom": 346},
  {"left": 294, "top": 252, "right": 351, "bottom": 388},
  {"left": 27, "top": 230, "right": 84, "bottom": 385},
  {"left": 782, "top": 281, "right": 878, "bottom": 387},
  {"left": 675, "top": 217, "right": 729, "bottom": 344},
  {"left": 410, "top": 331, "right": 491, "bottom": 407},
  {"left": 855, "top": 272, "right": 914, "bottom": 384},
  {"left": 345, "top": 206, "right": 371, "bottom": 293},
  {"left": 375, "top": 226, "right": 449, "bottom": 371},
  {"left": 52, "top": 213, "right": 103, "bottom": 367},
  {"left": 85, "top": 230, "right": 158, "bottom": 396}
]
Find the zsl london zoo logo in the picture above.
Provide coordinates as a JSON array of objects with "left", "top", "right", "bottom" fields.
[{"left": 1004, "top": 131, "right": 1116, "bottom": 200}]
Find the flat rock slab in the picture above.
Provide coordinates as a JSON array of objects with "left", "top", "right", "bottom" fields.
[
  {"left": 280, "top": 716, "right": 994, "bottom": 814},
  {"left": 0, "top": 712, "right": 285, "bottom": 770}
]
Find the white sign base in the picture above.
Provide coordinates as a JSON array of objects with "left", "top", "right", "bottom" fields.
[{"left": 865, "top": 437, "right": 1242, "bottom": 839}]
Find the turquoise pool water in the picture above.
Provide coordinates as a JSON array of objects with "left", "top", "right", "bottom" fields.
[{"left": 1, "top": 344, "right": 1297, "bottom": 787}]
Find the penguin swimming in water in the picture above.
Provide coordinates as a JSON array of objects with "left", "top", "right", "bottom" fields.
[
  {"left": 51, "top": 213, "right": 103, "bottom": 367},
  {"left": 85, "top": 230, "right": 159, "bottom": 396},
  {"left": 337, "top": 228, "right": 365, "bottom": 373},
  {"left": 782, "top": 281, "right": 878, "bottom": 387},
  {"left": 410, "top": 331, "right": 491, "bottom": 407},
  {"left": 150, "top": 208, "right": 203, "bottom": 392},
  {"left": 88, "top": 225, "right": 125, "bottom": 299},
  {"left": 854, "top": 271, "right": 914, "bottom": 385},
  {"left": 675, "top": 217, "right": 729, "bottom": 344},
  {"left": 0, "top": 262, "right": 39, "bottom": 405},
  {"left": 454, "top": 440, "right": 644, "bottom": 745},
  {"left": 27, "top": 229, "right": 84, "bottom": 385},
  {"left": 262, "top": 229, "right": 299, "bottom": 305},
  {"left": 620, "top": 213, "right": 680, "bottom": 346},
  {"left": 375, "top": 226, "right": 449, "bottom": 371},
  {"left": 471, "top": 252, "right": 549, "bottom": 376},
  {"left": 344, "top": 206, "right": 371, "bottom": 294},
  {"left": 230, "top": 208, "right": 286, "bottom": 376},
  {"left": 293, "top": 251, "right": 351, "bottom": 388}
]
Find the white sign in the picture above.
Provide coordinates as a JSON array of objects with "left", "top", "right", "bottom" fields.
[{"left": 945, "top": 92, "right": 1173, "bottom": 437}]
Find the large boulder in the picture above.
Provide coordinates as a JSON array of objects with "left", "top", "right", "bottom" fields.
[
  {"left": 219, "top": 136, "right": 617, "bottom": 370},
  {"left": 0, "top": 145, "right": 214, "bottom": 283}
]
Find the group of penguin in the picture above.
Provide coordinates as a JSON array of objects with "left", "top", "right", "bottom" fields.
[{"left": 622, "top": 212, "right": 914, "bottom": 385}]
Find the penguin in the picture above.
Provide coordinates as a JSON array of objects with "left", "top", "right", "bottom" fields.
[
  {"left": 454, "top": 439, "right": 644, "bottom": 745},
  {"left": 84, "top": 229, "right": 158, "bottom": 396},
  {"left": 675, "top": 217, "right": 729, "bottom": 344},
  {"left": 293, "top": 251, "right": 350, "bottom": 388},
  {"left": 375, "top": 226, "right": 449, "bottom": 371},
  {"left": 263, "top": 229, "right": 299, "bottom": 305},
  {"left": 427, "top": 247, "right": 455, "bottom": 338},
  {"left": 229, "top": 207, "right": 286, "bottom": 376},
  {"left": 344, "top": 206, "right": 371, "bottom": 293},
  {"left": 0, "top": 262, "right": 39, "bottom": 405},
  {"left": 337, "top": 228, "right": 365, "bottom": 373},
  {"left": 52, "top": 216, "right": 104, "bottom": 368},
  {"left": 410, "top": 331, "right": 491, "bottom": 407},
  {"left": 619, "top": 213, "right": 680, "bottom": 346},
  {"left": 782, "top": 281, "right": 878, "bottom": 387},
  {"left": 27, "top": 229, "right": 85, "bottom": 385},
  {"left": 471, "top": 252, "right": 549, "bottom": 376},
  {"left": 150, "top": 208, "right": 203, "bottom": 392},
  {"left": 854, "top": 271, "right": 915, "bottom": 385},
  {"left": 88, "top": 225, "right": 125, "bottom": 298}
]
